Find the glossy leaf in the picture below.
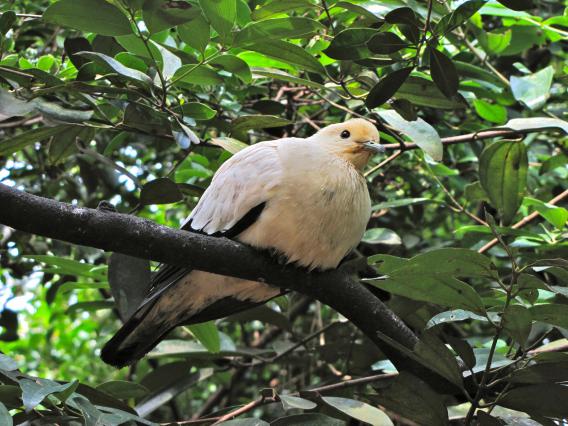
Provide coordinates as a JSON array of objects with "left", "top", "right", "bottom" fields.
[
  {"left": 187, "top": 321, "right": 221, "bottom": 353},
  {"left": 178, "top": 102, "right": 217, "bottom": 120},
  {"left": 473, "top": 99, "right": 507, "bottom": 124},
  {"left": 172, "top": 64, "right": 222, "bottom": 85},
  {"left": 510, "top": 66, "right": 554, "bottom": 110},
  {"left": 434, "top": 0, "right": 486, "bottom": 35},
  {"left": 523, "top": 197, "right": 568, "bottom": 230},
  {"left": 429, "top": 47, "right": 459, "bottom": 98},
  {"left": 271, "top": 414, "right": 344, "bottom": 426},
  {"left": 77, "top": 51, "right": 153, "bottom": 86},
  {"left": 397, "top": 76, "right": 467, "bottom": 109},
  {"left": 322, "top": 397, "right": 394, "bottom": 426},
  {"left": 377, "top": 109, "right": 443, "bottom": 161},
  {"left": 210, "top": 55, "right": 252, "bottom": 83},
  {"left": 250, "top": 0, "right": 315, "bottom": 21},
  {"left": 199, "top": 0, "right": 236, "bottom": 42},
  {"left": 43, "top": 0, "right": 132, "bottom": 36},
  {"left": 496, "top": 0, "right": 534, "bottom": 11},
  {"left": 498, "top": 384, "right": 568, "bottom": 417},
  {"left": 479, "top": 141, "right": 528, "bottom": 225},
  {"left": 367, "top": 32, "right": 409, "bottom": 54},
  {"left": 0, "top": 402, "right": 11, "bottom": 426},
  {"left": 362, "top": 228, "right": 402, "bottom": 245},
  {"left": 530, "top": 304, "right": 568, "bottom": 330},
  {"left": 96, "top": 381, "right": 149, "bottom": 400},
  {"left": 365, "top": 67, "right": 413, "bottom": 109},
  {"left": 178, "top": 15, "right": 210, "bottom": 53},
  {"left": 209, "top": 137, "right": 249, "bottom": 154},
  {"left": 235, "top": 17, "right": 323, "bottom": 46},
  {"left": 108, "top": 253, "right": 151, "bottom": 320},
  {"left": 143, "top": 0, "right": 200, "bottom": 34},
  {"left": 246, "top": 40, "right": 325, "bottom": 74},
  {"left": 323, "top": 28, "right": 376, "bottom": 60},
  {"left": 502, "top": 305, "right": 532, "bottom": 347},
  {"left": 279, "top": 395, "right": 317, "bottom": 411},
  {"left": 231, "top": 115, "right": 292, "bottom": 134}
]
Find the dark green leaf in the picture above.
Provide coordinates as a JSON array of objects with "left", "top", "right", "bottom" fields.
[
  {"left": 0, "top": 88, "right": 35, "bottom": 118},
  {"left": 227, "top": 305, "right": 291, "bottom": 331},
  {"left": 434, "top": 0, "right": 486, "bottom": 35},
  {"left": 373, "top": 371, "right": 449, "bottom": 426},
  {"left": 96, "top": 381, "right": 149, "bottom": 400},
  {"left": 397, "top": 76, "right": 466, "bottom": 109},
  {"left": 476, "top": 411, "right": 503, "bottom": 426},
  {"left": 372, "top": 197, "right": 430, "bottom": 211},
  {"left": 199, "top": 0, "right": 236, "bottom": 42},
  {"left": 20, "top": 378, "right": 77, "bottom": 412},
  {"left": 377, "top": 109, "right": 443, "bottom": 161},
  {"left": 66, "top": 301, "right": 114, "bottom": 314},
  {"left": 445, "top": 335, "right": 476, "bottom": 370},
  {"left": 496, "top": 0, "right": 534, "bottom": 11},
  {"left": 365, "top": 67, "right": 413, "bottom": 108},
  {"left": 510, "top": 66, "right": 554, "bottom": 110},
  {"left": 172, "top": 64, "right": 223, "bottom": 86},
  {"left": 509, "top": 361, "right": 568, "bottom": 384},
  {"left": 367, "top": 32, "right": 409, "bottom": 54},
  {"left": 479, "top": 141, "right": 528, "bottom": 225},
  {"left": 321, "top": 397, "right": 393, "bottom": 426},
  {"left": 0, "top": 125, "right": 72, "bottom": 157},
  {"left": 530, "top": 304, "right": 568, "bottom": 330},
  {"left": 178, "top": 102, "right": 217, "bottom": 120},
  {"left": 429, "top": 47, "right": 459, "bottom": 98},
  {"left": 323, "top": 28, "right": 376, "bottom": 60},
  {"left": 218, "top": 420, "right": 269, "bottom": 426},
  {"left": 143, "top": 0, "right": 199, "bottom": 34},
  {"left": 140, "top": 178, "right": 183, "bottom": 205},
  {"left": 0, "top": 11, "right": 16, "bottom": 35},
  {"left": 178, "top": 15, "right": 210, "bottom": 53},
  {"left": 385, "top": 7, "right": 419, "bottom": 27},
  {"left": 502, "top": 305, "right": 532, "bottom": 347},
  {"left": 499, "top": 384, "right": 568, "bottom": 417},
  {"left": 231, "top": 115, "right": 292, "bottom": 135},
  {"left": 43, "top": 0, "right": 132, "bottom": 36},
  {"left": 414, "top": 330, "right": 464, "bottom": 387},
  {"left": 426, "top": 309, "right": 488, "bottom": 328},
  {"left": 235, "top": 17, "right": 323, "bottom": 46}
]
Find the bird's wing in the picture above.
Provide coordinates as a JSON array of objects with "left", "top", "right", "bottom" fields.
[{"left": 143, "top": 140, "right": 285, "bottom": 304}]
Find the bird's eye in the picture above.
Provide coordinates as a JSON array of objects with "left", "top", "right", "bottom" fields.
[{"left": 340, "top": 130, "right": 350, "bottom": 139}]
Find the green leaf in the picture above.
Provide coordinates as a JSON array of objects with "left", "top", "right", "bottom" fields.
[
  {"left": 279, "top": 395, "right": 317, "bottom": 411},
  {"left": 178, "top": 102, "right": 217, "bottom": 120},
  {"left": 0, "top": 125, "right": 72, "bottom": 157},
  {"left": 77, "top": 51, "right": 153, "bottom": 86},
  {"left": 362, "top": 228, "right": 402, "bottom": 245},
  {"left": 509, "top": 361, "right": 568, "bottom": 384},
  {"left": 151, "top": 41, "right": 182, "bottom": 81},
  {"left": 96, "top": 381, "right": 149, "bottom": 400},
  {"left": 228, "top": 305, "right": 291, "bottom": 331},
  {"left": 218, "top": 420, "right": 269, "bottom": 426},
  {"left": 365, "top": 67, "right": 413, "bottom": 109},
  {"left": 0, "top": 402, "right": 12, "bottom": 426},
  {"left": 231, "top": 114, "right": 292, "bottom": 134},
  {"left": 429, "top": 47, "right": 459, "bottom": 99},
  {"left": 143, "top": 0, "right": 199, "bottom": 34},
  {"left": 397, "top": 76, "right": 467, "bottom": 109},
  {"left": 499, "top": 117, "right": 568, "bottom": 135},
  {"left": 209, "top": 137, "right": 249, "bottom": 154},
  {"left": 367, "top": 32, "right": 409, "bottom": 54},
  {"left": 523, "top": 197, "right": 568, "bottom": 230},
  {"left": 498, "top": 384, "right": 568, "bottom": 417},
  {"left": 43, "top": 0, "right": 132, "bottom": 36},
  {"left": 252, "top": 69, "right": 325, "bottom": 90},
  {"left": 426, "top": 309, "right": 488, "bottom": 328},
  {"left": 373, "top": 371, "right": 450, "bottom": 426},
  {"left": 24, "top": 254, "right": 105, "bottom": 278},
  {"left": 246, "top": 40, "right": 324, "bottom": 74},
  {"left": 235, "top": 17, "right": 323, "bottom": 46},
  {"left": 473, "top": 99, "right": 507, "bottom": 124},
  {"left": 199, "top": 0, "right": 236, "bottom": 42},
  {"left": 251, "top": 0, "right": 315, "bottom": 21},
  {"left": 322, "top": 397, "right": 394, "bottom": 426},
  {"left": 66, "top": 301, "right": 114, "bottom": 314},
  {"left": 502, "top": 305, "right": 532, "bottom": 347},
  {"left": 414, "top": 330, "right": 464, "bottom": 387},
  {"left": 210, "top": 55, "right": 252, "bottom": 83},
  {"left": 108, "top": 253, "right": 151, "bottom": 320},
  {"left": 530, "top": 304, "right": 568, "bottom": 330},
  {"left": 20, "top": 378, "right": 77, "bottom": 412},
  {"left": 323, "top": 28, "right": 375, "bottom": 60},
  {"left": 140, "top": 178, "right": 183, "bottom": 205},
  {"left": 385, "top": 7, "right": 419, "bottom": 27},
  {"left": 434, "top": 0, "right": 486, "bottom": 35},
  {"left": 372, "top": 197, "right": 430, "bottom": 211},
  {"left": 187, "top": 321, "right": 221, "bottom": 353},
  {"left": 479, "top": 29, "right": 512, "bottom": 54},
  {"left": 510, "top": 66, "right": 554, "bottom": 110},
  {"left": 172, "top": 64, "right": 222, "bottom": 85},
  {"left": 178, "top": 15, "right": 210, "bottom": 53},
  {"left": 377, "top": 109, "right": 443, "bottom": 161},
  {"left": 0, "top": 354, "right": 17, "bottom": 371},
  {"left": 0, "top": 88, "right": 35, "bottom": 118},
  {"left": 479, "top": 141, "right": 528, "bottom": 225}
]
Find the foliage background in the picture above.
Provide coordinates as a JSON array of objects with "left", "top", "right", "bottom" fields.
[{"left": 0, "top": 0, "right": 567, "bottom": 424}]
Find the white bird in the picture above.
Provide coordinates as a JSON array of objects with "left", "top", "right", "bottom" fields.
[{"left": 101, "top": 118, "right": 383, "bottom": 367}]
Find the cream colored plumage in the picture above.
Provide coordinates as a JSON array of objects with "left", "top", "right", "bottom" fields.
[{"left": 101, "top": 119, "right": 383, "bottom": 367}]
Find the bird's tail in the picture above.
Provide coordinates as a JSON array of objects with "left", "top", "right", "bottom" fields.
[{"left": 101, "top": 271, "right": 281, "bottom": 368}]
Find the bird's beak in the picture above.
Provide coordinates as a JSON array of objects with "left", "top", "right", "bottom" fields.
[{"left": 363, "top": 141, "right": 385, "bottom": 154}]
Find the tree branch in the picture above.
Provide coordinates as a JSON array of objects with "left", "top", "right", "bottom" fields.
[{"left": 0, "top": 183, "right": 457, "bottom": 391}]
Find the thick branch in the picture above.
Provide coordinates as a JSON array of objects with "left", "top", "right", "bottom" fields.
[{"left": 0, "top": 183, "right": 455, "bottom": 391}]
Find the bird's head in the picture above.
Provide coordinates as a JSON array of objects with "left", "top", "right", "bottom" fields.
[{"left": 311, "top": 118, "right": 384, "bottom": 170}]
